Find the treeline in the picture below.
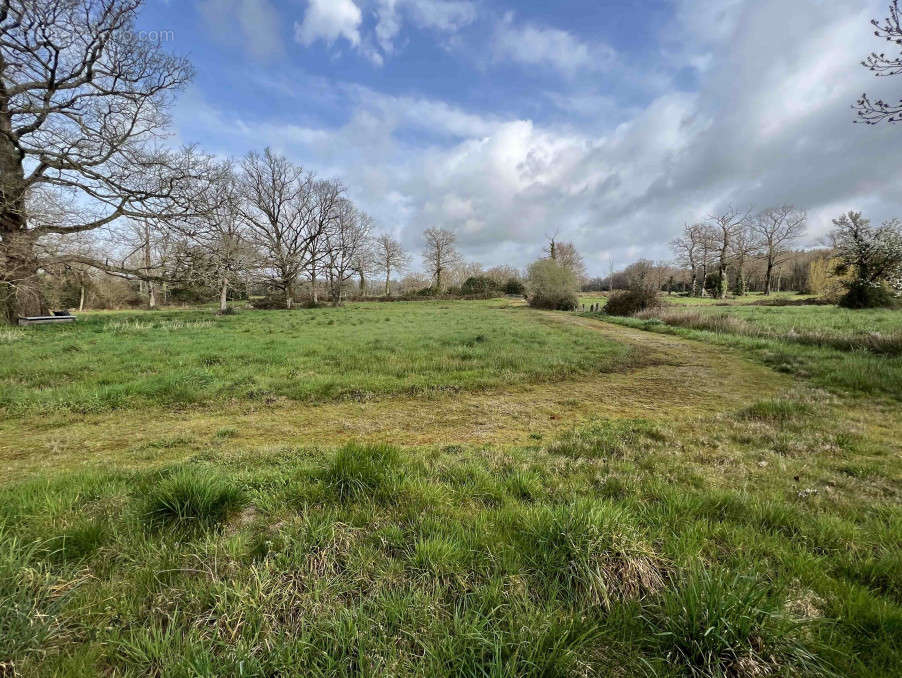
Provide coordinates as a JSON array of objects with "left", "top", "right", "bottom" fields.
[{"left": 586, "top": 208, "right": 902, "bottom": 310}]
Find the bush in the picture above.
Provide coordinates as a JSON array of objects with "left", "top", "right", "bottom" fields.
[
  {"left": 503, "top": 278, "right": 525, "bottom": 295},
  {"left": 604, "top": 287, "right": 661, "bottom": 316},
  {"left": 526, "top": 259, "right": 579, "bottom": 310},
  {"left": 838, "top": 281, "right": 896, "bottom": 309},
  {"left": 141, "top": 467, "right": 245, "bottom": 528},
  {"left": 460, "top": 276, "right": 501, "bottom": 298},
  {"left": 250, "top": 294, "right": 289, "bottom": 310}
]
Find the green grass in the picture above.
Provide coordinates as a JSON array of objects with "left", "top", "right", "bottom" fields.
[
  {"left": 0, "top": 301, "right": 642, "bottom": 415},
  {"left": 1, "top": 299, "right": 901, "bottom": 676},
  {"left": 0, "top": 404, "right": 899, "bottom": 676},
  {"left": 581, "top": 295, "right": 902, "bottom": 399}
]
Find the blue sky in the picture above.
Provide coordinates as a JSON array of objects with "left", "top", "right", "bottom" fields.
[{"left": 138, "top": 0, "right": 902, "bottom": 276}]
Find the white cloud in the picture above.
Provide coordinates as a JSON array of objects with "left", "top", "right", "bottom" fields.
[
  {"left": 183, "top": 0, "right": 902, "bottom": 274},
  {"left": 198, "top": 0, "right": 283, "bottom": 59},
  {"left": 295, "top": 0, "right": 363, "bottom": 48},
  {"left": 492, "top": 13, "right": 617, "bottom": 75},
  {"left": 374, "top": 0, "right": 476, "bottom": 58}
]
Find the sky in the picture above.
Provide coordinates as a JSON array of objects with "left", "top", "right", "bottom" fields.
[{"left": 139, "top": 0, "right": 902, "bottom": 277}]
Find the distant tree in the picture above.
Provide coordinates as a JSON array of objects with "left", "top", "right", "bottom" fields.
[
  {"left": 709, "top": 209, "right": 749, "bottom": 299},
  {"left": 830, "top": 211, "right": 902, "bottom": 307},
  {"left": 671, "top": 224, "right": 705, "bottom": 296},
  {"left": 545, "top": 235, "right": 587, "bottom": 280},
  {"left": 731, "top": 221, "right": 760, "bottom": 296},
  {"left": 240, "top": 149, "right": 314, "bottom": 309},
  {"left": 175, "top": 162, "right": 257, "bottom": 313},
  {"left": 526, "top": 259, "right": 579, "bottom": 310},
  {"left": 751, "top": 207, "right": 807, "bottom": 295},
  {"left": 305, "top": 179, "right": 344, "bottom": 305},
  {"left": 325, "top": 200, "right": 371, "bottom": 306},
  {"left": 374, "top": 234, "right": 410, "bottom": 296},
  {"left": 422, "top": 228, "right": 462, "bottom": 291},
  {"left": 855, "top": 1, "right": 902, "bottom": 124}
]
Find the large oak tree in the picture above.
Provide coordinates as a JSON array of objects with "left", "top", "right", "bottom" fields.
[{"left": 0, "top": 0, "right": 204, "bottom": 322}]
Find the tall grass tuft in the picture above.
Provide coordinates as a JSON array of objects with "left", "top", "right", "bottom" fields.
[
  {"left": 514, "top": 500, "right": 666, "bottom": 608},
  {"left": 323, "top": 443, "right": 401, "bottom": 502},
  {"left": 140, "top": 467, "right": 245, "bottom": 529},
  {"left": 640, "top": 568, "right": 833, "bottom": 678},
  {"left": 739, "top": 399, "right": 813, "bottom": 423}
]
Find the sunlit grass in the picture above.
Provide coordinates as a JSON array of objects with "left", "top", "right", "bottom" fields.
[{"left": 0, "top": 300, "right": 643, "bottom": 415}]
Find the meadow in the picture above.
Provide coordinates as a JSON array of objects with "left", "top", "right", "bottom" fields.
[
  {"left": 0, "top": 302, "right": 641, "bottom": 415},
  {"left": 1, "top": 298, "right": 900, "bottom": 677}
]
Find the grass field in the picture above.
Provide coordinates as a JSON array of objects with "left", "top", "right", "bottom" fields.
[
  {"left": 582, "top": 294, "right": 902, "bottom": 400},
  {"left": 2, "top": 299, "right": 901, "bottom": 677},
  {"left": 0, "top": 302, "right": 641, "bottom": 415}
]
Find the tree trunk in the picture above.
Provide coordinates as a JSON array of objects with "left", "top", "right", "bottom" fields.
[
  {"left": 764, "top": 257, "right": 774, "bottom": 295},
  {"left": 311, "top": 263, "right": 318, "bottom": 305},
  {"left": 0, "top": 119, "right": 48, "bottom": 322},
  {"left": 385, "top": 269, "right": 391, "bottom": 297},
  {"left": 79, "top": 284, "right": 86, "bottom": 312},
  {"left": 285, "top": 279, "right": 294, "bottom": 310},
  {"left": 219, "top": 277, "right": 228, "bottom": 313},
  {"left": 0, "top": 231, "right": 48, "bottom": 322},
  {"left": 358, "top": 270, "right": 365, "bottom": 295}
]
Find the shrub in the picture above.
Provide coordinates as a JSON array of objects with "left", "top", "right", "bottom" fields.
[
  {"left": 460, "top": 276, "right": 501, "bottom": 298},
  {"left": 503, "top": 278, "right": 525, "bottom": 295},
  {"left": 526, "top": 259, "right": 579, "bottom": 310},
  {"left": 250, "top": 294, "right": 289, "bottom": 310},
  {"left": 838, "top": 281, "right": 896, "bottom": 309},
  {"left": 323, "top": 443, "right": 401, "bottom": 502},
  {"left": 640, "top": 568, "right": 831, "bottom": 677},
  {"left": 604, "top": 287, "right": 661, "bottom": 316},
  {"left": 141, "top": 467, "right": 245, "bottom": 528}
]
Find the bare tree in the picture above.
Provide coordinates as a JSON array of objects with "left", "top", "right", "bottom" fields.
[
  {"left": 0, "top": 0, "right": 209, "bottom": 322},
  {"left": 671, "top": 223, "right": 705, "bottom": 296},
  {"left": 553, "top": 242, "right": 587, "bottom": 281},
  {"left": 305, "top": 179, "right": 343, "bottom": 305},
  {"left": 324, "top": 199, "right": 371, "bottom": 306},
  {"left": 351, "top": 237, "right": 377, "bottom": 296},
  {"left": 422, "top": 227, "right": 462, "bottom": 291},
  {"left": 374, "top": 234, "right": 410, "bottom": 296},
  {"left": 731, "top": 221, "right": 761, "bottom": 296},
  {"left": 240, "top": 149, "right": 313, "bottom": 309},
  {"left": 175, "top": 162, "right": 257, "bottom": 312},
  {"left": 708, "top": 208, "right": 750, "bottom": 299},
  {"left": 855, "top": 1, "right": 902, "bottom": 124},
  {"left": 751, "top": 206, "right": 807, "bottom": 295}
]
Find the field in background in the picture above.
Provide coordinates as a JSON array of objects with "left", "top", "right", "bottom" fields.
[
  {"left": 0, "top": 301, "right": 641, "bottom": 415},
  {"left": 2, "top": 299, "right": 900, "bottom": 677}
]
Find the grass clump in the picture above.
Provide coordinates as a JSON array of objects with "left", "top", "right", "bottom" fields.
[
  {"left": 547, "top": 419, "right": 665, "bottom": 459},
  {"left": 640, "top": 568, "right": 833, "bottom": 678},
  {"left": 739, "top": 399, "right": 813, "bottom": 424},
  {"left": 323, "top": 443, "right": 401, "bottom": 502},
  {"left": 514, "top": 500, "right": 666, "bottom": 608},
  {"left": 140, "top": 467, "right": 245, "bottom": 529}
]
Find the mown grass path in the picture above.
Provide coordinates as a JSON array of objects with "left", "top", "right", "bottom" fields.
[{"left": 1, "top": 309, "right": 789, "bottom": 479}]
